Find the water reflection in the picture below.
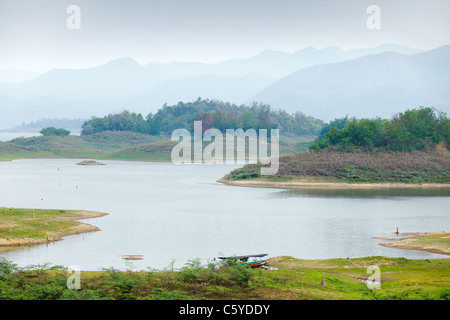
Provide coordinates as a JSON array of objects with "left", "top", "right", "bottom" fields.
[{"left": 270, "top": 187, "right": 450, "bottom": 199}]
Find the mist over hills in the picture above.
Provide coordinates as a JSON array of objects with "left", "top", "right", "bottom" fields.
[
  {"left": 0, "top": 69, "right": 41, "bottom": 83},
  {"left": 250, "top": 45, "right": 450, "bottom": 121},
  {"left": 1, "top": 43, "right": 448, "bottom": 129},
  {"left": 120, "top": 73, "right": 275, "bottom": 112}
]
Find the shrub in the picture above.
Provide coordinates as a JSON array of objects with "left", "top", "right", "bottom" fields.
[
  {"left": 99, "top": 267, "right": 141, "bottom": 300},
  {"left": 178, "top": 258, "right": 203, "bottom": 283},
  {"left": 228, "top": 164, "right": 261, "bottom": 180},
  {"left": 40, "top": 127, "right": 70, "bottom": 136}
]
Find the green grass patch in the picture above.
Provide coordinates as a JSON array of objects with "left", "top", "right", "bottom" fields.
[
  {"left": 0, "top": 208, "right": 102, "bottom": 242},
  {"left": 0, "top": 255, "right": 448, "bottom": 300},
  {"left": 0, "top": 132, "right": 314, "bottom": 162}
]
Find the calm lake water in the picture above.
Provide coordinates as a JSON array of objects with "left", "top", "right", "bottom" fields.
[{"left": 0, "top": 158, "right": 449, "bottom": 271}]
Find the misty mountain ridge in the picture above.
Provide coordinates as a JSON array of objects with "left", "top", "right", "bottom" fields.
[
  {"left": 0, "top": 69, "right": 41, "bottom": 83},
  {"left": 0, "top": 118, "right": 86, "bottom": 133},
  {"left": 120, "top": 72, "right": 275, "bottom": 112},
  {"left": 0, "top": 43, "right": 423, "bottom": 101},
  {"left": 1, "top": 43, "right": 448, "bottom": 129},
  {"left": 250, "top": 45, "right": 450, "bottom": 121}
]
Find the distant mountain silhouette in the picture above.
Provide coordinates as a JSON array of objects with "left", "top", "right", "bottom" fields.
[
  {"left": 120, "top": 73, "right": 275, "bottom": 113},
  {"left": 1, "top": 43, "right": 442, "bottom": 128},
  {"left": 249, "top": 45, "right": 450, "bottom": 121}
]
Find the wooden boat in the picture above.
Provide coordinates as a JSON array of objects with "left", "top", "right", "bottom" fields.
[
  {"left": 245, "top": 259, "right": 269, "bottom": 268},
  {"left": 218, "top": 254, "right": 269, "bottom": 268}
]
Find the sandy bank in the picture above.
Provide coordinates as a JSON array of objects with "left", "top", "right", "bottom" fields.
[
  {"left": 218, "top": 177, "right": 450, "bottom": 189},
  {"left": 376, "top": 232, "right": 450, "bottom": 256}
]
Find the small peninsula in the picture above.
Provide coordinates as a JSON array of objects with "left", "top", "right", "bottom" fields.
[
  {"left": 376, "top": 232, "right": 450, "bottom": 256},
  {"left": 0, "top": 208, "right": 108, "bottom": 247}
]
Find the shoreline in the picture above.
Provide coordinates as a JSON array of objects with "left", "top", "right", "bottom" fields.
[
  {"left": 217, "top": 177, "right": 450, "bottom": 189},
  {"left": 0, "top": 155, "right": 173, "bottom": 164},
  {"left": 375, "top": 232, "right": 450, "bottom": 256},
  {"left": 0, "top": 210, "right": 108, "bottom": 248}
]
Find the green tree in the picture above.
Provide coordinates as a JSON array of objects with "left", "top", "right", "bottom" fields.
[
  {"left": 309, "top": 107, "right": 449, "bottom": 152},
  {"left": 342, "top": 118, "right": 383, "bottom": 148},
  {"left": 240, "top": 110, "right": 257, "bottom": 130},
  {"left": 81, "top": 99, "right": 325, "bottom": 137},
  {"left": 437, "top": 112, "right": 450, "bottom": 148},
  {"left": 383, "top": 117, "right": 412, "bottom": 151},
  {"left": 396, "top": 107, "right": 440, "bottom": 150}
]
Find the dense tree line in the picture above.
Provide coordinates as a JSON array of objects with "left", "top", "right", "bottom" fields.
[
  {"left": 309, "top": 107, "right": 450, "bottom": 151},
  {"left": 81, "top": 99, "right": 324, "bottom": 136}
]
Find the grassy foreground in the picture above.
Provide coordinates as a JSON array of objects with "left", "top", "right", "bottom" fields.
[{"left": 0, "top": 255, "right": 448, "bottom": 300}]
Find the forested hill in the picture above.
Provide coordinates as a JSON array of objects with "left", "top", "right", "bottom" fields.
[
  {"left": 81, "top": 99, "right": 325, "bottom": 137},
  {"left": 225, "top": 107, "right": 450, "bottom": 184}
]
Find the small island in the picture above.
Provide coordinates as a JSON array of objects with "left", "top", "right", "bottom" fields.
[
  {"left": 221, "top": 107, "right": 450, "bottom": 189},
  {"left": 76, "top": 160, "right": 105, "bottom": 166}
]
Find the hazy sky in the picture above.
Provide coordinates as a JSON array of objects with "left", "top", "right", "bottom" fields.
[{"left": 1, "top": 0, "right": 449, "bottom": 72}]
